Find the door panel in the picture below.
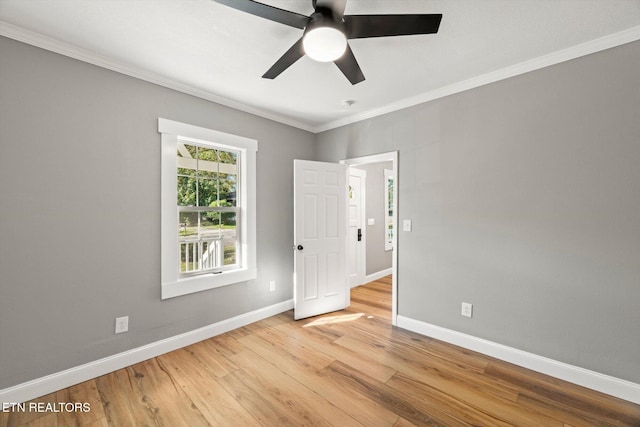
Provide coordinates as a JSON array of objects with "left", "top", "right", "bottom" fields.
[
  {"left": 303, "top": 195, "right": 318, "bottom": 239},
  {"left": 303, "top": 255, "right": 318, "bottom": 300},
  {"left": 294, "top": 160, "right": 348, "bottom": 320}
]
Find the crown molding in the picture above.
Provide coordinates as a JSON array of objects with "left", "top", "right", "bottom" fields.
[
  {"left": 2, "top": 20, "right": 639, "bottom": 135},
  {"left": 312, "top": 25, "right": 640, "bottom": 133},
  {"left": 0, "top": 21, "right": 316, "bottom": 133}
]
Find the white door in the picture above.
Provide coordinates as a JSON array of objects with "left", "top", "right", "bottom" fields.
[
  {"left": 348, "top": 168, "right": 366, "bottom": 288},
  {"left": 294, "top": 160, "right": 348, "bottom": 320}
]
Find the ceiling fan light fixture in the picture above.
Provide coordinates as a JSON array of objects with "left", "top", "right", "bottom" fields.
[
  {"left": 303, "top": 26, "right": 347, "bottom": 62},
  {"left": 212, "top": 0, "right": 442, "bottom": 84}
]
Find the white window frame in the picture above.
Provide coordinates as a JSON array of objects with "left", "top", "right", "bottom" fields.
[{"left": 159, "top": 118, "right": 257, "bottom": 299}]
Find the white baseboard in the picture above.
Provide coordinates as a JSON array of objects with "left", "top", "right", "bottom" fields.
[
  {"left": 364, "top": 268, "right": 392, "bottom": 284},
  {"left": 1, "top": 299, "right": 294, "bottom": 405},
  {"left": 396, "top": 315, "right": 640, "bottom": 405}
]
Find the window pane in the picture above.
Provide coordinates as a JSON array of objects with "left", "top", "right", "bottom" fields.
[
  {"left": 201, "top": 238, "right": 224, "bottom": 271},
  {"left": 185, "top": 144, "right": 198, "bottom": 158},
  {"left": 177, "top": 144, "right": 197, "bottom": 176},
  {"left": 221, "top": 211, "right": 237, "bottom": 229},
  {"left": 177, "top": 176, "right": 197, "bottom": 206},
  {"left": 221, "top": 211, "right": 237, "bottom": 266},
  {"left": 198, "top": 177, "right": 219, "bottom": 207},
  {"left": 179, "top": 240, "right": 198, "bottom": 273},
  {"left": 179, "top": 212, "right": 198, "bottom": 237},
  {"left": 219, "top": 150, "right": 237, "bottom": 207},
  {"left": 219, "top": 149, "right": 237, "bottom": 166},
  {"left": 223, "top": 239, "right": 237, "bottom": 266},
  {"left": 197, "top": 146, "right": 218, "bottom": 179},
  {"left": 200, "top": 211, "right": 221, "bottom": 236},
  {"left": 177, "top": 143, "right": 197, "bottom": 159},
  {"left": 219, "top": 173, "right": 237, "bottom": 207},
  {"left": 179, "top": 208, "right": 199, "bottom": 274},
  {"left": 177, "top": 144, "right": 197, "bottom": 206}
]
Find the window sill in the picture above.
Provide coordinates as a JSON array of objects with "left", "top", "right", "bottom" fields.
[{"left": 161, "top": 267, "right": 257, "bottom": 300}]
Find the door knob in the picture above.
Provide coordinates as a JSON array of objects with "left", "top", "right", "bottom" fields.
[{"left": 297, "top": 245, "right": 304, "bottom": 251}]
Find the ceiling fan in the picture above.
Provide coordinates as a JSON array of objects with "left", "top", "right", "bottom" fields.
[{"left": 213, "top": 0, "right": 442, "bottom": 85}]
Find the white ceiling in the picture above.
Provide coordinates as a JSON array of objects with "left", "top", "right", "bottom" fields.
[{"left": 1, "top": 0, "right": 639, "bottom": 132}]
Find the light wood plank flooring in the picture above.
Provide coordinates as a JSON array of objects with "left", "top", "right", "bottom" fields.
[{"left": 3, "top": 276, "right": 639, "bottom": 426}]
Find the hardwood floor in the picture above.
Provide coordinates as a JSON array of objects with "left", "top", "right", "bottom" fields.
[{"left": 3, "top": 276, "right": 639, "bottom": 426}]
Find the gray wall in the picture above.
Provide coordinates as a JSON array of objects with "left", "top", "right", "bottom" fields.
[
  {"left": 353, "top": 162, "right": 393, "bottom": 276},
  {"left": 316, "top": 41, "right": 640, "bottom": 383},
  {"left": 0, "top": 36, "right": 314, "bottom": 389},
  {"left": 1, "top": 33, "right": 639, "bottom": 391}
]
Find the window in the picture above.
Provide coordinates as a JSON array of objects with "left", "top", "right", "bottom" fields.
[
  {"left": 177, "top": 142, "right": 238, "bottom": 274},
  {"left": 159, "top": 118, "right": 257, "bottom": 299}
]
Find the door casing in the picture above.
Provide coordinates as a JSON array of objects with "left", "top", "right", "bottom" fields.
[{"left": 341, "top": 152, "right": 398, "bottom": 326}]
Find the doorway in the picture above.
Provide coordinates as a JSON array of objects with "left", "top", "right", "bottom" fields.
[{"left": 342, "top": 152, "right": 398, "bottom": 325}]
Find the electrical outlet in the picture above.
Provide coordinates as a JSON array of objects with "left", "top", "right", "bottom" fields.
[
  {"left": 269, "top": 280, "right": 276, "bottom": 292},
  {"left": 115, "top": 316, "right": 129, "bottom": 334},
  {"left": 461, "top": 302, "right": 473, "bottom": 318}
]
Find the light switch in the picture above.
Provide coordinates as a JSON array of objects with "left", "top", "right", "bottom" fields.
[
  {"left": 403, "top": 219, "right": 412, "bottom": 232},
  {"left": 367, "top": 218, "right": 375, "bottom": 225}
]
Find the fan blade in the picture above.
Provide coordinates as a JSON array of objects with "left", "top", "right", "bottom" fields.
[
  {"left": 262, "top": 38, "right": 305, "bottom": 79},
  {"left": 334, "top": 44, "right": 365, "bottom": 85},
  {"left": 344, "top": 14, "right": 442, "bottom": 39},
  {"left": 213, "top": 0, "right": 309, "bottom": 29},
  {"left": 314, "top": 0, "right": 347, "bottom": 16}
]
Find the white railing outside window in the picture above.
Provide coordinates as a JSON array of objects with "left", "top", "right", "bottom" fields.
[{"left": 179, "top": 235, "right": 224, "bottom": 273}]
